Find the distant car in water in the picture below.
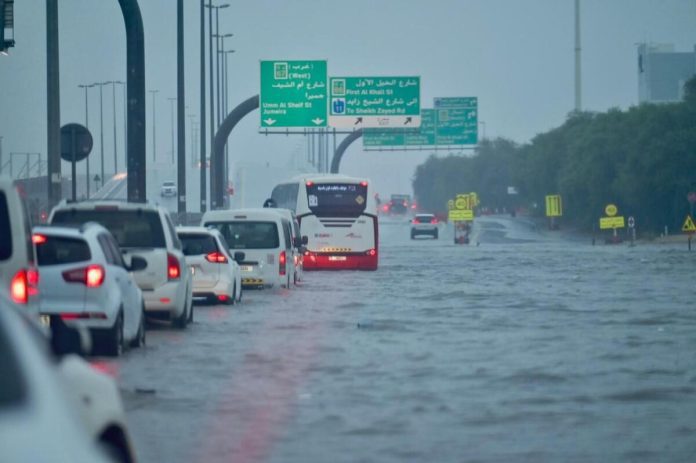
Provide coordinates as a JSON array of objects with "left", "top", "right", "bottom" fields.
[
  {"left": 411, "top": 213, "right": 439, "bottom": 239},
  {"left": 160, "top": 181, "right": 177, "bottom": 198},
  {"left": 386, "top": 194, "right": 411, "bottom": 215}
]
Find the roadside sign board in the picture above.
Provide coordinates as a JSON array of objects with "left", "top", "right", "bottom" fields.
[
  {"left": 545, "top": 195, "right": 562, "bottom": 217},
  {"left": 434, "top": 97, "right": 478, "bottom": 145},
  {"left": 449, "top": 209, "right": 474, "bottom": 221},
  {"left": 329, "top": 76, "right": 421, "bottom": 128},
  {"left": 455, "top": 193, "right": 472, "bottom": 210},
  {"left": 628, "top": 216, "right": 635, "bottom": 228},
  {"left": 682, "top": 215, "right": 696, "bottom": 233},
  {"left": 605, "top": 204, "right": 618, "bottom": 217},
  {"left": 260, "top": 60, "right": 327, "bottom": 128},
  {"left": 600, "top": 216, "right": 625, "bottom": 229},
  {"left": 363, "top": 108, "right": 434, "bottom": 146}
]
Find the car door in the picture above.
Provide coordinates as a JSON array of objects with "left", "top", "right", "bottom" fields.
[{"left": 98, "top": 233, "right": 138, "bottom": 340}]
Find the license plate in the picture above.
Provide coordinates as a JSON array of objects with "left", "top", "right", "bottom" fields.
[
  {"left": 328, "top": 256, "right": 347, "bottom": 261},
  {"left": 40, "top": 315, "right": 51, "bottom": 327},
  {"left": 240, "top": 265, "right": 254, "bottom": 272}
]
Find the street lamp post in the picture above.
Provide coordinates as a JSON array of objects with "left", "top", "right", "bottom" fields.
[
  {"left": 77, "top": 83, "right": 95, "bottom": 197},
  {"left": 149, "top": 89, "right": 159, "bottom": 162},
  {"left": 219, "top": 48, "right": 235, "bottom": 196},
  {"left": 188, "top": 114, "right": 197, "bottom": 165},
  {"left": 108, "top": 81, "right": 125, "bottom": 176},
  {"left": 168, "top": 97, "right": 176, "bottom": 164},
  {"left": 92, "top": 82, "right": 109, "bottom": 190},
  {"left": 115, "top": 81, "right": 126, "bottom": 173},
  {"left": 213, "top": 33, "right": 232, "bottom": 129}
]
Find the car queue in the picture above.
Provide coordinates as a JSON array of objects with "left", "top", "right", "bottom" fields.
[{"left": 0, "top": 175, "right": 308, "bottom": 463}]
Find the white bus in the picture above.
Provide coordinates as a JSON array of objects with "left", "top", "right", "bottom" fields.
[{"left": 270, "top": 174, "right": 378, "bottom": 271}]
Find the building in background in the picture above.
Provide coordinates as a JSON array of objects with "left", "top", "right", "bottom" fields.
[
  {"left": 0, "top": 0, "right": 15, "bottom": 54},
  {"left": 638, "top": 43, "right": 696, "bottom": 104}
]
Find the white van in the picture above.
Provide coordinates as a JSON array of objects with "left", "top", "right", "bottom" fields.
[
  {"left": 268, "top": 208, "right": 306, "bottom": 285},
  {"left": 201, "top": 208, "right": 295, "bottom": 289},
  {"left": 0, "top": 177, "right": 39, "bottom": 314}
]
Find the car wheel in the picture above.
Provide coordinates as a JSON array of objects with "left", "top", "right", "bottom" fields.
[
  {"left": 105, "top": 311, "right": 124, "bottom": 357},
  {"left": 236, "top": 285, "right": 243, "bottom": 303},
  {"left": 174, "top": 298, "right": 189, "bottom": 329},
  {"left": 434, "top": 229, "right": 439, "bottom": 239},
  {"left": 130, "top": 304, "right": 146, "bottom": 348}
]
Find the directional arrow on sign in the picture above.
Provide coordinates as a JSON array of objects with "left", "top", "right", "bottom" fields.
[
  {"left": 311, "top": 118, "right": 324, "bottom": 125},
  {"left": 263, "top": 118, "right": 276, "bottom": 126},
  {"left": 354, "top": 117, "right": 363, "bottom": 125},
  {"left": 404, "top": 117, "right": 413, "bottom": 125}
]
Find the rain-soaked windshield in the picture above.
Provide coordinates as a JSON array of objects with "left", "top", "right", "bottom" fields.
[{"left": 2, "top": 1, "right": 696, "bottom": 462}]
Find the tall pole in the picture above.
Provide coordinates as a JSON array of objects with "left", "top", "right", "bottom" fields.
[
  {"left": 149, "top": 89, "right": 158, "bottom": 162},
  {"left": 208, "top": 1, "right": 215, "bottom": 208},
  {"left": 199, "top": 0, "right": 207, "bottom": 212},
  {"left": 574, "top": 0, "right": 582, "bottom": 112},
  {"left": 110, "top": 81, "right": 119, "bottom": 175},
  {"left": 98, "top": 82, "right": 105, "bottom": 186},
  {"left": 47, "top": 0, "right": 61, "bottom": 206},
  {"left": 188, "top": 114, "right": 196, "bottom": 165},
  {"left": 0, "top": 136, "right": 3, "bottom": 175},
  {"left": 78, "top": 84, "right": 93, "bottom": 197},
  {"left": 177, "top": 0, "right": 186, "bottom": 214},
  {"left": 168, "top": 97, "right": 176, "bottom": 164},
  {"left": 117, "top": 81, "right": 126, "bottom": 174}
]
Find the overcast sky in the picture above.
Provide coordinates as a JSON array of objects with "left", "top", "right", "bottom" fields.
[{"left": 1, "top": 0, "right": 695, "bottom": 198}]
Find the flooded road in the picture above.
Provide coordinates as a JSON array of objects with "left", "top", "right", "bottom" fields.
[{"left": 110, "top": 216, "right": 696, "bottom": 462}]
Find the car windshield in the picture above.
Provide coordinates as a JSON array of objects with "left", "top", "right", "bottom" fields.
[
  {"left": 178, "top": 233, "right": 218, "bottom": 256},
  {"left": 205, "top": 221, "right": 279, "bottom": 249},
  {"left": 35, "top": 235, "right": 91, "bottom": 266},
  {"left": 51, "top": 209, "right": 166, "bottom": 248}
]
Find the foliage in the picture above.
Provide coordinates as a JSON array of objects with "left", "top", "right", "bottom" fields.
[{"left": 412, "top": 76, "right": 696, "bottom": 233}]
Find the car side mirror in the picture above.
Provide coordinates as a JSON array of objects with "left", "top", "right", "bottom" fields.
[
  {"left": 50, "top": 317, "right": 92, "bottom": 357},
  {"left": 233, "top": 251, "right": 245, "bottom": 263},
  {"left": 301, "top": 235, "right": 308, "bottom": 246}
]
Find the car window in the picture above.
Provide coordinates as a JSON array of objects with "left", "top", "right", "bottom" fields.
[
  {"left": 51, "top": 209, "right": 166, "bottom": 248},
  {"left": 97, "top": 234, "right": 117, "bottom": 265},
  {"left": 179, "top": 233, "right": 218, "bottom": 256},
  {"left": 206, "top": 221, "right": 279, "bottom": 249},
  {"left": 35, "top": 236, "right": 91, "bottom": 266},
  {"left": 105, "top": 235, "right": 126, "bottom": 268},
  {"left": 282, "top": 220, "right": 292, "bottom": 249},
  {"left": 0, "top": 192, "right": 12, "bottom": 261}
]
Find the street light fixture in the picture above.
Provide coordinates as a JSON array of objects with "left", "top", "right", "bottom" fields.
[
  {"left": 213, "top": 32, "right": 233, "bottom": 128},
  {"left": 78, "top": 83, "right": 96, "bottom": 197}
]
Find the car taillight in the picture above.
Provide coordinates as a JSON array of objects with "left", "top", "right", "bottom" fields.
[
  {"left": 10, "top": 270, "right": 28, "bottom": 304},
  {"left": 431, "top": 218, "right": 438, "bottom": 224},
  {"left": 167, "top": 253, "right": 181, "bottom": 280},
  {"left": 412, "top": 218, "right": 420, "bottom": 224},
  {"left": 360, "top": 181, "right": 368, "bottom": 187},
  {"left": 366, "top": 249, "right": 377, "bottom": 257},
  {"left": 62, "top": 264, "right": 105, "bottom": 288},
  {"left": 279, "top": 250, "right": 287, "bottom": 276},
  {"left": 205, "top": 252, "right": 228, "bottom": 264},
  {"left": 32, "top": 234, "right": 47, "bottom": 245},
  {"left": 26, "top": 268, "right": 39, "bottom": 296}
]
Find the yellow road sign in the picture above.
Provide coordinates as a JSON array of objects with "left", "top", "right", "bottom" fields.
[
  {"left": 469, "top": 192, "right": 479, "bottom": 207},
  {"left": 454, "top": 194, "right": 469, "bottom": 210},
  {"left": 545, "top": 195, "right": 562, "bottom": 217},
  {"left": 449, "top": 209, "right": 474, "bottom": 221},
  {"left": 605, "top": 204, "right": 618, "bottom": 217},
  {"left": 682, "top": 215, "right": 696, "bottom": 233},
  {"left": 600, "top": 216, "right": 625, "bottom": 229}
]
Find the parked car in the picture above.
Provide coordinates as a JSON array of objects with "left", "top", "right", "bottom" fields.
[
  {"left": 160, "top": 181, "right": 177, "bottom": 198},
  {"left": 411, "top": 213, "right": 439, "bottom": 239},
  {"left": 201, "top": 208, "right": 295, "bottom": 289},
  {"left": 177, "top": 226, "right": 243, "bottom": 304},
  {"left": 49, "top": 200, "right": 194, "bottom": 328},
  {"left": 33, "top": 223, "right": 147, "bottom": 356},
  {"left": 0, "top": 296, "right": 131, "bottom": 463},
  {"left": 268, "top": 207, "right": 305, "bottom": 284},
  {"left": 0, "top": 176, "right": 39, "bottom": 313}
]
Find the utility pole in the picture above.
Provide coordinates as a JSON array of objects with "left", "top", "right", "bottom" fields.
[
  {"left": 177, "top": 0, "right": 186, "bottom": 214},
  {"left": 199, "top": 0, "right": 207, "bottom": 212},
  {"left": 78, "top": 83, "right": 94, "bottom": 196},
  {"left": 168, "top": 97, "right": 176, "bottom": 164},
  {"left": 94, "top": 82, "right": 107, "bottom": 187},
  {"left": 149, "top": 89, "right": 159, "bottom": 162},
  {"left": 109, "top": 81, "right": 124, "bottom": 176},
  {"left": 46, "top": 0, "right": 61, "bottom": 206},
  {"left": 574, "top": 0, "right": 582, "bottom": 112}
]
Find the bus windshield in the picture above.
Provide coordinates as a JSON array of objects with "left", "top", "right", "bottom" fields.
[{"left": 306, "top": 183, "right": 368, "bottom": 218}]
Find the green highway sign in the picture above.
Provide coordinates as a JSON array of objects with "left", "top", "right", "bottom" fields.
[
  {"left": 259, "top": 60, "right": 327, "bottom": 128},
  {"left": 362, "top": 130, "right": 405, "bottom": 147},
  {"left": 434, "top": 97, "right": 478, "bottom": 145},
  {"left": 404, "top": 109, "right": 435, "bottom": 145},
  {"left": 329, "top": 76, "right": 420, "bottom": 128}
]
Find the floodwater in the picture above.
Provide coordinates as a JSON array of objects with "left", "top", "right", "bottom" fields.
[{"left": 110, "top": 216, "right": 696, "bottom": 463}]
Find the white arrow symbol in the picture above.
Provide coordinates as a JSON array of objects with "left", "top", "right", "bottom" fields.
[
  {"left": 263, "top": 118, "right": 276, "bottom": 126},
  {"left": 311, "top": 118, "right": 325, "bottom": 125}
]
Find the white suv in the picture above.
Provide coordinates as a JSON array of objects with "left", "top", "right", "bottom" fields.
[
  {"left": 0, "top": 176, "right": 39, "bottom": 313},
  {"left": 411, "top": 213, "right": 439, "bottom": 239},
  {"left": 160, "top": 181, "right": 177, "bottom": 198},
  {"left": 49, "top": 200, "right": 194, "bottom": 328},
  {"left": 33, "top": 223, "right": 147, "bottom": 356},
  {"left": 177, "top": 226, "right": 243, "bottom": 304}
]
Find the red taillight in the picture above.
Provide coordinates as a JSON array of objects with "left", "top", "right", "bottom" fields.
[
  {"left": 382, "top": 205, "right": 389, "bottom": 212},
  {"left": 26, "top": 268, "right": 39, "bottom": 297},
  {"left": 431, "top": 218, "right": 438, "bottom": 224},
  {"left": 167, "top": 253, "right": 180, "bottom": 280},
  {"left": 10, "top": 270, "right": 28, "bottom": 304},
  {"left": 217, "top": 294, "right": 230, "bottom": 303},
  {"left": 32, "top": 234, "right": 47, "bottom": 245},
  {"left": 63, "top": 264, "right": 105, "bottom": 288},
  {"left": 412, "top": 218, "right": 420, "bottom": 224},
  {"left": 279, "top": 250, "right": 287, "bottom": 276},
  {"left": 367, "top": 249, "right": 377, "bottom": 257},
  {"left": 60, "top": 312, "right": 107, "bottom": 320},
  {"left": 205, "top": 252, "right": 228, "bottom": 264},
  {"left": 306, "top": 181, "right": 314, "bottom": 187},
  {"left": 360, "top": 181, "right": 368, "bottom": 187}
]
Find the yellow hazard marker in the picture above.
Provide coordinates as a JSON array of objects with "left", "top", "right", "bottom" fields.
[{"left": 682, "top": 215, "right": 696, "bottom": 233}]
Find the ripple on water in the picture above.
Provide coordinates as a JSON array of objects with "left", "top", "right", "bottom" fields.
[{"left": 604, "top": 386, "right": 696, "bottom": 403}]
